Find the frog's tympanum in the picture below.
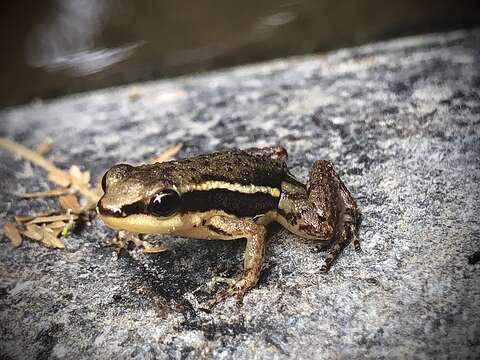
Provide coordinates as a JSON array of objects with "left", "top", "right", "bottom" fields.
[{"left": 97, "top": 146, "right": 360, "bottom": 304}]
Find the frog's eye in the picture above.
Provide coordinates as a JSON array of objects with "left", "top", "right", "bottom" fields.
[
  {"left": 101, "top": 172, "right": 108, "bottom": 193},
  {"left": 148, "top": 190, "right": 180, "bottom": 217}
]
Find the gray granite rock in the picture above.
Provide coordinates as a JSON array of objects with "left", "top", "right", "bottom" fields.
[{"left": 1, "top": 30, "right": 479, "bottom": 359}]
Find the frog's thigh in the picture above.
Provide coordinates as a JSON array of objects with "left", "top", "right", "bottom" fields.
[
  {"left": 206, "top": 216, "right": 266, "bottom": 283},
  {"left": 309, "top": 160, "right": 360, "bottom": 250},
  {"left": 279, "top": 163, "right": 339, "bottom": 240}
]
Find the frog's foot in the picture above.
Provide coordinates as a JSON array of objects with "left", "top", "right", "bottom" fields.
[
  {"left": 320, "top": 225, "right": 358, "bottom": 272},
  {"left": 211, "top": 276, "right": 238, "bottom": 286},
  {"left": 102, "top": 230, "right": 134, "bottom": 252},
  {"left": 349, "top": 223, "right": 362, "bottom": 252},
  {"left": 142, "top": 242, "right": 172, "bottom": 254},
  {"left": 105, "top": 231, "right": 171, "bottom": 253},
  {"left": 206, "top": 275, "right": 256, "bottom": 309}
]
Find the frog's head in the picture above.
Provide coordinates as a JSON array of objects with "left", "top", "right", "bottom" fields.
[{"left": 97, "top": 163, "right": 184, "bottom": 233}]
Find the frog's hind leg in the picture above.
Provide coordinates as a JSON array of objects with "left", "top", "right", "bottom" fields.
[
  {"left": 279, "top": 160, "right": 359, "bottom": 272},
  {"left": 308, "top": 160, "right": 360, "bottom": 272}
]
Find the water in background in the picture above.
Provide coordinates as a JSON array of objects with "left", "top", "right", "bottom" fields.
[{"left": 1, "top": 0, "right": 478, "bottom": 106}]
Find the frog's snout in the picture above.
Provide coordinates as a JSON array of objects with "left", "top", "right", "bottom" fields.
[{"left": 97, "top": 197, "right": 124, "bottom": 218}]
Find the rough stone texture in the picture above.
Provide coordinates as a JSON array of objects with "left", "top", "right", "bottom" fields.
[{"left": 1, "top": 30, "right": 479, "bottom": 359}]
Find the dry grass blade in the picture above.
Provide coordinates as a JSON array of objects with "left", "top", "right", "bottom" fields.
[
  {"left": 59, "top": 194, "right": 83, "bottom": 214},
  {"left": 151, "top": 143, "right": 183, "bottom": 163},
  {"left": 15, "top": 211, "right": 58, "bottom": 223},
  {"left": 4, "top": 223, "right": 22, "bottom": 247},
  {"left": 47, "top": 221, "right": 68, "bottom": 229},
  {"left": 16, "top": 188, "right": 69, "bottom": 198},
  {"left": 25, "top": 214, "right": 78, "bottom": 225},
  {"left": 0, "top": 137, "right": 60, "bottom": 173},
  {"left": 48, "top": 170, "right": 71, "bottom": 187},
  {"left": 36, "top": 142, "right": 53, "bottom": 155}
]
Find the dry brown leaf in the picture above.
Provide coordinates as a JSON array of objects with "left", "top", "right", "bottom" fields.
[
  {"left": 48, "top": 170, "right": 71, "bottom": 187},
  {"left": 15, "top": 211, "right": 58, "bottom": 223},
  {"left": 48, "top": 227, "right": 64, "bottom": 238},
  {"left": 36, "top": 142, "right": 53, "bottom": 155},
  {"left": 4, "top": 223, "right": 22, "bottom": 247},
  {"left": 70, "top": 165, "right": 90, "bottom": 185},
  {"left": 47, "top": 221, "right": 67, "bottom": 229},
  {"left": 150, "top": 143, "right": 183, "bottom": 163},
  {"left": 58, "top": 194, "right": 83, "bottom": 214},
  {"left": 41, "top": 228, "right": 65, "bottom": 249},
  {"left": 16, "top": 188, "right": 69, "bottom": 198},
  {"left": 25, "top": 214, "right": 78, "bottom": 225},
  {"left": 69, "top": 165, "right": 99, "bottom": 204},
  {"left": 0, "top": 137, "right": 101, "bottom": 206},
  {"left": 22, "top": 224, "right": 44, "bottom": 241}
]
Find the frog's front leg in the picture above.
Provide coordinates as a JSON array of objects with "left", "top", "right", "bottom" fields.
[
  {"left": 204, "top": 215, "right": 266, "bottom": 307},
  {"left": 279, "top": 160, "right": 360, "bottom": 272}
]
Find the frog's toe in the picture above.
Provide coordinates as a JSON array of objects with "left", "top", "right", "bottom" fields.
[
  {"left": 211, "top": 276, "right": 239, "bottom": 286},
  {"left": 206, "top": 277, "right": 254, "bottom": 308}
]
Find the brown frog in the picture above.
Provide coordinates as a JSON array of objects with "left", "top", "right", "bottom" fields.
[{"left": 97, "top": 146, "right": 360, "bottom": 304}]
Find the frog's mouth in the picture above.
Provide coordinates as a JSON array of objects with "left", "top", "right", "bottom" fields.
[
  {"left": 98, "top": 212, "right": 185, "bottom": 234},
  {"left": 97, "top": 199, "right": 146, "bottom": 218}
]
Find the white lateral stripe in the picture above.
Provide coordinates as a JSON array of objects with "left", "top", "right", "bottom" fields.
[{"left": 177, "top": 181, "right": 281, "bottom": 197}]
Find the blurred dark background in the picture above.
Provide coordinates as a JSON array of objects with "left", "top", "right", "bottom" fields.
[{"left": 1, "top": 0, "right": 479, "bottom": 107}]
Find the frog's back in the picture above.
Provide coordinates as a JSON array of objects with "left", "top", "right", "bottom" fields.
[
  {"left": 135, "top": 150, "right": 289, "bottom": 218},
  {"left": 183, "top": 150, "right": 286, "bottom": 187},
  {"left": 145, "top": 149, "right": 287, "bottom": 189}
]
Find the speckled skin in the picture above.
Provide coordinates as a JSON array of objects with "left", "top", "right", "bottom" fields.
[
  {"left": 98, "top": 146, "right": 360, "bottom": 303},
  {"left": 99, "top": 147, "right": 289, "bottom": 212}
]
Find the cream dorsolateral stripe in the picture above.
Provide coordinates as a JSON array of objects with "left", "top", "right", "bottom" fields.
[{"left": 175, "top": 181, "right": 281, "bottom": 197}]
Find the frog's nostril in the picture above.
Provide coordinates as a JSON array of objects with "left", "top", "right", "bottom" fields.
[{"left": 97, "top": 200, "right": 125, "bottom": 217}]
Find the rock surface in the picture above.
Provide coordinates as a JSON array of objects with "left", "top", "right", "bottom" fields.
[{"left": 1, "top": 30, "right": 479, "bottom": 359}]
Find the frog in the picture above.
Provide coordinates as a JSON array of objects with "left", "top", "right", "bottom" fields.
[{"left": 97, "top": 146, "right": 360, "bottom": 305}]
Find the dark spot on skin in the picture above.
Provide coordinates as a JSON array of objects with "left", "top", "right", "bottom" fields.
[
  {"left": 298, "top": 225, "right": 314, "bottom": 233},
  {"left": 207, "top": 225, "right": 230, "bottom": 236}
]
